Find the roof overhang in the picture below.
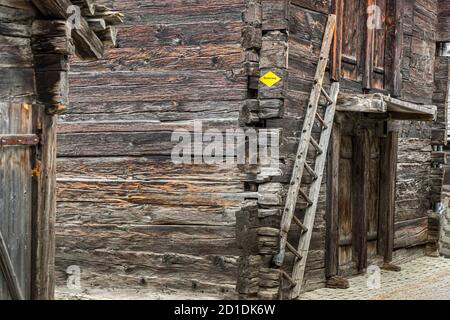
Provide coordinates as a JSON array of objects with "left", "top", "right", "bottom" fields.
[{"left": 336, "top": 93, "right": 437, "bottom": 121}]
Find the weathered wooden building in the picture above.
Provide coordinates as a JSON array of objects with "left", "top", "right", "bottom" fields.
[
  {"left": 0, "top": 0, "right": 439, "bottom": 300},
  {"left": 52, "top": 0, "right": 450, "bottom": 300},
  {"left": 0, "top": 0, "right": 120, "bottom": 300}
]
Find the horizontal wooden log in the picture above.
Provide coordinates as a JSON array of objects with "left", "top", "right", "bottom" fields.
[
  {"left": 57, "top": 201, "right": 237, "bottom": 227},
  {"left": 69, "top": 70, "right": 247, "bottom": 103},
  {"left": 57, "top": 156, "right": 245, "bottom": 181},
  {"left": 262, "top": 0, "right": 288, "bottom": 31},
  {"left": 55, "top": 248, "right": 238, "bottom": 286},
  {"left": 0, "top": 69, "right": 35, "bottom": 100},
  {"left": 0, "top": 35, "right": 32, "bottom": 68},
  {"left": 56, "top": 178, "right": 254, "bottom": 206},
  {"left": 394, "top": 217, "right": 429, "bottom": 249},
  {"left": 56, "top": 224, "right": 240, "bottom": 256},
  {"left": 31, "top": 0, "right": 105, "bottom": 59},
  {"left": 59, "top": 100, "right": 242, "bottom": 122},
  {"left": 116, "top": 22, "right": 242, "bottom": 48},
  {"left": 69, "top": 44, "right": 244, "bottom": 73}
]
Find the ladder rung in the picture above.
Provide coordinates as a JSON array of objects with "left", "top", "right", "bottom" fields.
[
  {"left": 315, "top": 112, "right": 328, "bottom": 129},
  {"left": 281, "top": 270, "right": 296, "bottom": 288},
  {"left": 286, "top": 242, "right": 303, "bottom": 261},
  {"left": 298, "top": 188, "right": 313, "bottom": 205},
  {"left": 321, "top": 87, "right": 333, "bottom": 104},
  {"left": 292, "top": 215, "right": 308, "bottom": 233},
  {"left": 304, "top": 162, "right": 318, "bottom": 180},
  {"left": 310, "top": 137, "right": 323, "bottom": 154}
]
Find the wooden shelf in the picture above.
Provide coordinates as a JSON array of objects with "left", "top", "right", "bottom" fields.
[{"left": 336, "top": 93, "right": 437, "bottom": 121}]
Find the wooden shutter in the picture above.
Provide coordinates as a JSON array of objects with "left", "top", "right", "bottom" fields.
[{"left": 332, "top": 0, "right": 401, "bottom": 94}]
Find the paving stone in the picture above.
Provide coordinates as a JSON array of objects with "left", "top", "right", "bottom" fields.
[{"left": 299, "top": 257, "right": 450, "bottom": 300}]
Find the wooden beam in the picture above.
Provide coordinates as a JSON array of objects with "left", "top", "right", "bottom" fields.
[
  {"left": 31, "top": 0, "right": 104, "bottom": 60},
  {"left": 325, "top": 123, "right": 340, "bottom": 278},
  {"left": 71, "top": 0, "right": 95, "bottom": 15},
  {"left": 31, "top": 105, "right": 58, "bottom": 300},
  {"left": 336, "top": 93, "right": 437, "bottom": 120},
  {"left": 363, "top": 0, "right": 375, "bottom": 90},
  {"left": 385, "top": 0, "right": 403, "bottom": 97},
  {"left": 378, "top": 130, "right": 398, "bottom": 262},
  {"left": 383, "top": 96, "right": 436, "bottom": 120},
  {"left": 352, "top": 129, "right": 369, "bottom": 271},
  {"left": 94, "top": 26, "right": 118, "bottom": 46},
  {"left": 337, "top": 93, "right": 386, "bottom": 113},
  {"left": 331, "top": 0, "right": 343, "bottom": 81},
  {"left": 31, "top": 20, "right": 75, "bottom": 55}
]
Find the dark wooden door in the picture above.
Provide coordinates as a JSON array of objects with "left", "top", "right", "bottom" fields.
[
  {"left": 0, "top": 101, "right": 36, "bottom": 300},
  {"left": 333, "top": 120, "right": 386, "bottom": 276}
]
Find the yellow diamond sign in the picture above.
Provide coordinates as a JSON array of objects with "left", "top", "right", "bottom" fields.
[{"left": 259, "top": 71, "right": 281, "bottom": 87}]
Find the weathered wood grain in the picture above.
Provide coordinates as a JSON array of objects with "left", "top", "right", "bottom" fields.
[{"left": 69, "top": 70, "right": 247, "bottom": 103}]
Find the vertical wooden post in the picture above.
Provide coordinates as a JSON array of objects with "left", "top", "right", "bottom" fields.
[
  {"left": 331, "top": 0, "right": 344, "bottom": 81},
  {"left": 363, "top": 0, "right": 374, "bottom": 90},
  {"left": 392, "top": 0, "right": 403, "bottom": 97},
  {"left": 326, "top": 123, "right": 341, "bottom": 278},
  {"left": 31, "top": 21, "right": 69, "bottom": 299},
  {"left": 385, "top": 0, "right": 403, "bottom": 97},
  {"left": 352, "top": 128, "right": 369, "bottom": 271},
  {"left": 31, "top": 105, "right": 58, "bottom": 300},
  {"left": 378, "top": 130, "right": 398, "bottom": 262}
]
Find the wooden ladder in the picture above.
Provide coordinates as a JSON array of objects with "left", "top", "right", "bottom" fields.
[{"left": 272, "top": 14, "right": 339, "bottom": 299}]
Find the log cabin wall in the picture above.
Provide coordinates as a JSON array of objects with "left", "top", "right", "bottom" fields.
[
  {"left": 396, "top": 0, "right": 440, "bottom": 255},
  {"left": 238, "top": 0, "right": 442, "bottom": 299},
  {"left": 56, "top": 0, "right": 249, "bottom": 297},
  {"left": 54, "top": 0, "right": 444, "bottom": 300}
]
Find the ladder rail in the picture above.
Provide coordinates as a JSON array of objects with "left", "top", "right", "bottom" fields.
[
  {"left": 272, "top": 14, "right": 337, "bottom": 268},
  {"left": 289, "top": 82, "right": 340, "bottom": 299}
]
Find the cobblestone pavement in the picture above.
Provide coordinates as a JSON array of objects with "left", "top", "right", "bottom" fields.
[{"left": 299, "top": 257, "right": 450, "bottom": 300}]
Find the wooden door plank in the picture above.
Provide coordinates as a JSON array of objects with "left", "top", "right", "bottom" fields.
[
  {"left": 378, "top": 130, "right": 398, "bottom": 262},
  {"left": 352, "top": 128, "right": 369, "bottom": 271},
  {"left": 363, "top": 0, "right": 375, "bottom": 90},
  {"left": 326, "top": 123, "right": 341, "bottom": 278},
  {"left": 331, "top": 0, "right": 344, "bottom": 81}
]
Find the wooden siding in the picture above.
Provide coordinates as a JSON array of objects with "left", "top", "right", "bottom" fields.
[
  {"left": 54, "top": 0, "right": 442, "bottom": 299},
  {"left": 56, "top": 0, "right": 247, "bottom": 297}
]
